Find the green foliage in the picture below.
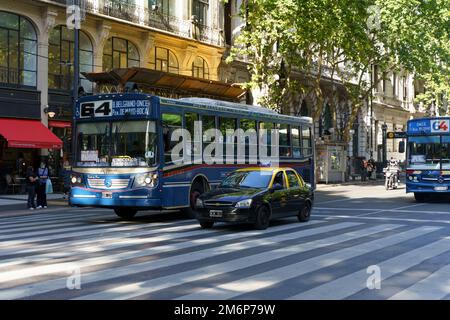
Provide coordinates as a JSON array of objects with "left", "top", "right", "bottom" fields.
[{"left": 229, "top": 0, "right": 449, "bottom": 139}]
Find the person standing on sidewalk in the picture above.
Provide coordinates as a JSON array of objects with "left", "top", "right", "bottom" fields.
[
  {"left": 36, "top": 162, "right": 49, "bottom": 209},
  {"left": 26, "top": 165, "right": 38, "bottom": 210}
]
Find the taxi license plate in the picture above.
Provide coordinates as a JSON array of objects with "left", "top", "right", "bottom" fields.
[
  {"left": 102, "top": 192, "right": 113, "bottom": 198},
  {"left": 434, "top": 186, "right": 448, "bottom": 191},
  {"left": 210, "top": 210, "right": 223, "bottom": 218}
]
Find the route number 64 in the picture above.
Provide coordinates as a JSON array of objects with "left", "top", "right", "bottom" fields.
[{"left": 80, "top": 100, "right": 112, "bottom": 118}]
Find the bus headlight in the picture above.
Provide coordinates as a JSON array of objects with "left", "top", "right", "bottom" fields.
[
  {"left": 134, "top": 173, "right": 158, "bottom": 188},
  {"left": 70, "top": 174, "right": 82, "bottom": 185}
]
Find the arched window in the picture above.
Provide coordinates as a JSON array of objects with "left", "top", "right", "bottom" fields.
[
  {"left": 300, "top": 100, "right": 310, "bottom": 117},
  {"left": 0, "top": 11, "right": 37, "bottom": 87},
  {"left": 149, "top": 47, "right": 179, "bottom": 74},
  {"left": 48, "top": 26, "right": 93, "bottom": 92},
  {"left": 192, "top": 56, "right": 209, "bottom": 79},
  {"left": 103, "top": 37, "right": 139, "bottom": 71}
]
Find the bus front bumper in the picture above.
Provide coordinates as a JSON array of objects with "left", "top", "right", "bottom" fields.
[
  {"left": 406, "top": 182, "right": 450, "bottom": 193},
  {"left": 70, "top": 187, "right": 162, "bottom": 209}
]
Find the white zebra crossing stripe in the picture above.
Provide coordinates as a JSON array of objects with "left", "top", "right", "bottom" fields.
[
  {"left": 76, "top": 224, "right": 402, "bottom": 300},
  {"left": 389, "top": 264, "right": 450, "bottom": 300},
  {"left": 288, "top": 234, "right": 450, "bottom": 299},
  {"left": 0, "top": 212, "right": 117, "bottom": 231},
  {"left": 0, "top": 210, "right": 110, "bottom": 226},
  {"left": 0, "top": 223, "right": 221, "bottom": 269},
  {"left": 0, "top": 220, "right": 326, "bottom": 287},
  {"left": 0, "top": 221, "right": 198, "bottom": 258},
  {"left": 177, "top": 226, "right": 441, "bottom": 300},
  {"left": 0, "top": 221, "right": 340, "bottom": 299},
  {"left": 0, "top": 219, "right": 194, "bottom": 248}
]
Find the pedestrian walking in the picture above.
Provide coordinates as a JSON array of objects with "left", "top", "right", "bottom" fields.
[
  {"left": 361, "top": 158, "right": 368, "bottom": 181},
  {"left": 26, "top": 165, "right": 37, "bottom": 210},
  {"left": 36, "top": 161, "right": 49, "bottom": 209}
]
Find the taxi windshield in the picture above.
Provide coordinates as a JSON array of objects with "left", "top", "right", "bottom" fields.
[{"left": 220, "top": 171, "right": 273, "bottom": 189}]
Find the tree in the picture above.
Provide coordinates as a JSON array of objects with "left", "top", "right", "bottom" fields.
[{"left": 228, "top": 0, "right": 449, "bottom": 142}]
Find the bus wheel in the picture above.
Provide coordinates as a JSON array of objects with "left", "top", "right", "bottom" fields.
[
  {"left": 414, "top": 193, "right": 427, "bottom": 203},
  {"left": 181, "top": 182, "right": 204, "bottom": 219},
  {"left": 114, "top": 208, "right": 137, "bottom": 220}
]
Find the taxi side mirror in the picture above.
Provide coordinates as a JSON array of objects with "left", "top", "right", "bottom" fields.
[
  {"left": 399, "top": 141, "right": 405, "bottom": 153},
  {"left": 270, "top": 183, "right": 283, "bottom": 192}
]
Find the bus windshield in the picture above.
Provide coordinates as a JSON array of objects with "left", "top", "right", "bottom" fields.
[
  {"left": 408, "top": 135, "right": 450, "bottom": 170},
  {"left": 76, "top": 120, "right": 157, "bottom": 167}
]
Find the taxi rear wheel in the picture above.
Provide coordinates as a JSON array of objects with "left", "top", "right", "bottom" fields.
[
  {"left": 254, "top": 206, "right": 270, "bottom": 230},
  {"left": 298, "top": 202, "right": 311, "bottom": 222},
  {"left": 114, "top": 208, "right": 137, "bottom": 220}
]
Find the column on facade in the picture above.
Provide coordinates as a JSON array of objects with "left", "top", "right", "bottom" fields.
[
  {"left": 38, "top": 8, "right": 58, "bottom": 128},
  {"left": 93, "top": 22, "right": 111, "bottom": 73}
]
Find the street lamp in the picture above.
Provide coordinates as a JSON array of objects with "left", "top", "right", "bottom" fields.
[
  {"left": 381, "top": 123, "right": 388, "bottom": 165},
  {"left": 44, "top": 105, "right": 58, "bottom": 118}
]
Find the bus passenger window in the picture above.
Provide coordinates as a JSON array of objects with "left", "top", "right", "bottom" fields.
[
  {"left": 220, "top": 117, "right": 237, "bottom": 162},
  {"left": 292, "top": 127, "right": 301, "bottom": 158},
  {"left": 202, "top": 115, "right": 216, "bottom": 157},
  {"left": 279, "top": 124, "right": 291, "bottom": 157},
  {"left": 301, "top": 126, "right": 312, "bottom": 156},
  {"left": 185, "top": 113, "right": 200, "bottom": 160},
  {"left": 162, "top": 113, "right": 182, "bottom": 164}
]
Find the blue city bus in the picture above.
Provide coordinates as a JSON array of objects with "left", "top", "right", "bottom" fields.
[
  {"left": 406, "top": 117, "right": 450, "bottom": 202},
  {"left": 69, "top": 93, "right": 314, "bottom": 219}
]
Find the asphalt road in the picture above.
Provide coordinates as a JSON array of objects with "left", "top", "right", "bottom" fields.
[{"left": 1, "top": 183, "right": 450, "bottom": 300}]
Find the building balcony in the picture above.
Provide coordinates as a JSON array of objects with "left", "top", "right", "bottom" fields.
[{"left": 45, "top": 0, "right": 224, "bottom": 46}]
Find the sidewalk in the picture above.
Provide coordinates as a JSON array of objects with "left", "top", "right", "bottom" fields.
[
  {"left": 0, "top": 193, "right": 68, "bottom": 212},
  {"left": 316, "top": 179, "right": 383, "bottom": 190}
]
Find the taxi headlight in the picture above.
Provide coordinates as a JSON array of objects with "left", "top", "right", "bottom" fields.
[{"left": 235, "top": 199, "right": 252, "bottom": 208}]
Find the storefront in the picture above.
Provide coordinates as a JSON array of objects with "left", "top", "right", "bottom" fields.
[{"left": 0, "top": 118, "right": 63, "bottom": 194}]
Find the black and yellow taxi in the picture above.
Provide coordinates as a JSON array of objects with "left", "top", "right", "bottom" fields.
[{"left": 195, "top": 167, "right": 314, "bottom": 230}]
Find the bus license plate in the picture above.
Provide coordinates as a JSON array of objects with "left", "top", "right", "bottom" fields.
[
  {"left": 434, "top": 186, "right": 448, "bottom": 191},
  {"left": 102, "top": 192, "right": 113, "bottom": 198},
  {"left": 210, "top": 210, "right": 223, "bottom": 218}
]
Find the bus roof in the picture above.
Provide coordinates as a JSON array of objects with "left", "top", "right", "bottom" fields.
[{"left": 161, "top": 97, "right": 313, "bottom": 125}]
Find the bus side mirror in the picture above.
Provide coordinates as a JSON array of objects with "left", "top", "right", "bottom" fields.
[{"left": 399, "top": 141, "right": 405, "bottom": 153}]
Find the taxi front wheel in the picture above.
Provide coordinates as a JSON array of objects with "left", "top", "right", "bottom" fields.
[
  {"left": 254, "top": 206, "right": 270, "bottom": 230},
  {"left": 199, "top": 220, "right": 214, "bottom": 229}
]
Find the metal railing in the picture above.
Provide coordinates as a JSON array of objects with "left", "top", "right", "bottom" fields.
[{"left": 46, "top": 0, "right": 223, "bottom": 46}]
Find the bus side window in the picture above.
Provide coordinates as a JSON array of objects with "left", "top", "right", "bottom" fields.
[
  {"left": 220, "top": 117, "right": 237, "bottom": 163},
  {"left": 202, "top": 115, "right": 216, "bottom": 159},
  {"left": 301, "top": 126, "right": 312, "bottom": 156},
  {"left": 240, "top": 119, "right": 257, "bottom": 163},
  {"left": 162, "top": 113, "right": 182, "bottom": 164},
  {"left": 279, "top": 123, "right": 291, "bottom": 157},
  {"left": 292, "top": 126, "right": 301, "bottom": 158},
  {"left": 185, "top": 112, "right": 200, "bottom": 161},
  {"left": 259, "top": 122, "right": 274, "bottom": 157}
]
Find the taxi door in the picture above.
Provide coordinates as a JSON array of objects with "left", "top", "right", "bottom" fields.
[
  {"left": 270, "top": 171, "right": 290, "bottom": 216},
  {"left": 285, "top": 170, "right": 305, "bottom": 214}
]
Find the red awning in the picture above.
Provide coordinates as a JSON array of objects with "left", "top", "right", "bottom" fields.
[
  {"left": 48, "top": 120, "right": 72, "bottom": 128},
  {"left": 0, "top": 118, "right": 63, "bottom": 149}
]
